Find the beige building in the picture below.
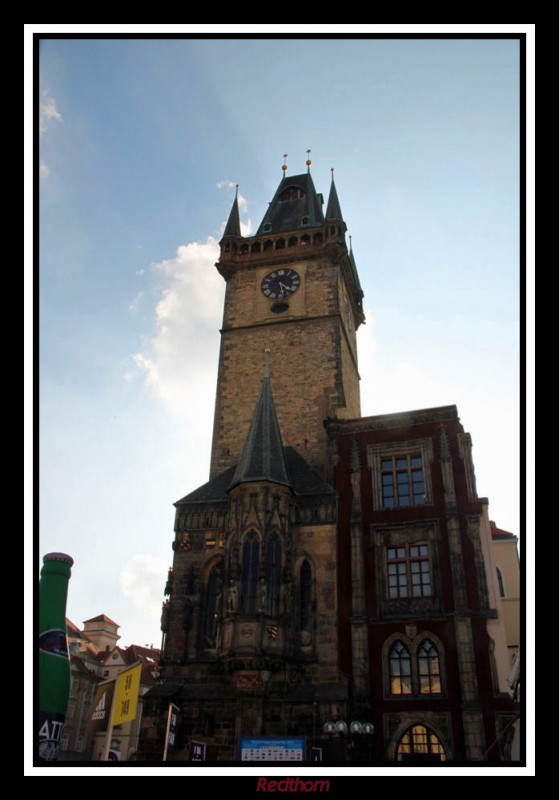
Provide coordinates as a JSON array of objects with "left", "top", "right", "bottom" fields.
[
  {"left": 61, "top": 615, "right": 160, "bottom": 761},
  {"left": 490, "top": 522, "right": 520, "bottom": 659}
]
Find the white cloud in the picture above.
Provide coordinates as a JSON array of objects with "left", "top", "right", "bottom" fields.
[
  {"left": 40, "top": 161, "right": 50, "bottom": 179},
  {"left": 121, "top": 554, "right": 168, "bottom": 618},
  {"left": 133, "top": 237, "right": 225, "bottom": 423},
  {"left": 39, "top": 91, "right": 62, "bottom": 136}
]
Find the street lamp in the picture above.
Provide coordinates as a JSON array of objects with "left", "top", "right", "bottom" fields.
[{"left": 323, "top": 719, "right": 374, "bottom": 761}]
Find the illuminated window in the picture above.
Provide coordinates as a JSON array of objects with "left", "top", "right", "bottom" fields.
[
  {"left": 397, "top": 724, "right": 446, "bottom": 762},
  {"left": 387, "top": 544, "right": 432, "bottom": 599},
  {"left": 389, "top": 641, "right": 412, "bottom": 695},
  {"left": 418, "top": 639, "right": 441, "bottom": 694}
]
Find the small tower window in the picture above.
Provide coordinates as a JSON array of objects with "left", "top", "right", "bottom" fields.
[
  {"left": 276, "top": 238, "right": 285, "bottom": 250},
  {"left": 263, "top": 223, "right": 272, "bottom": 233},
  {"left": 264, "top": 239, "right": 274, "bottom": 252},
  {"left": 288, "top": 236, "right": 298, "bottom": 247},
  {"left": 301, "top": 216, "right": 310, "bottom": 226},
  {"left": 496, "top": 566, "right": 506, "bottom": 598},
  {"left": 251, "top": 242, "right": 261, "bottom": 253}
]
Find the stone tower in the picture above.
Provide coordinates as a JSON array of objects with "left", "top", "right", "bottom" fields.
[
  {"left": 210, "top": 164, "right": 364, "bottom": 480},
  {"left": 138, "top": 164, "right": 365, "bottom": 762}
]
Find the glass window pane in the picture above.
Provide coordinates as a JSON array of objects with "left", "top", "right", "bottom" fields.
[
  {"left": 397, "top": 563, "right": 406, "bottom": 574},
  {"left": 389, "top": 587, "right": 398, "bottom": 598},
  {"left": 411, "top": 562, "right": 420, "bottom": 572},
  {"left": 421, "top": 561, "right": 430, "bottom": 572},
  {"left": 400, "top": 587, "right": 408, "bottom": 597},
  {"left": 411, "top": 456, "right": 422, "bottom": 466},
  {"left": 397, "top": 548, "right": 405, "bottom": 558},
  {"left": 412, "top": 585, "right": 422, "bottom": 597},
  {"left": 410, "top": 546, "right": 419, "bottom": 557},
  {"left": 412, "top": 470, "right": 423, "bottom": 480},
  {"left": 420, "top": 545, "right": 429, "bottom": 556},
  {"left": 387, "top": 548, "right": 396, "bottom": 559},
  {"left": 414, "top": 494, "right": 425, "bottom": 505},
  {"left": 381, "top": 458, "right": 392, "bottom": 469},
  {"left": 423, "top": 584, "right": 432, "bottom": 595},
  {"left": 384, "top": 497, "right": 394, "bottom": 509},
  {"left": 413, "top": 481, "right": 425, "bottom": 493},
  {"left": 382, "top": 474, "right": 393, "bottom": 485},
  {"left": 388, "top": 563, "right": 397, "bottom": 574},
  {"left": 431, "top": 677, "right": 441, "bottom": 693},
  {"left": 383, "top": 486, "right": 394, "bottom": 497},
  {"left": 396, "top": 457, "right": 407, "bottom": 468},
  {"left": 397, "top": 472, "right": 408, "bottom": 484},
  {"left": 399, "top": 484, "right": 410, "bottom": 495},
  {"left": 400, "top": 496, "right": 410, "bottom": 506}
]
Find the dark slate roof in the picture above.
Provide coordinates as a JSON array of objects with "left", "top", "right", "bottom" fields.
[
  {"left": 256, "top": 172, "right": 325, "bottom": 235},
  {"left": 222, "top": 192, "right": 241, "bottom": 237},
  {"left": 348, "top": 241, "right": 363, "bottom": 296},
  {"left": 230, "top": 375, "right": 290, "bottom": 490},
  {"left": 176, "top": 446, "right": 334, "bottom": 506},
  {"left": 325, "top": 176, "right": 343, "bottom": 221},
  {"left": 83, "top": 614, "right": 119, "bottom": 627}
]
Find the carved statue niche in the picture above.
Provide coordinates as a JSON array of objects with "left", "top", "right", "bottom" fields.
[
  {"left": 258, "top": 576, "right": 267, "bottom": 612},
  {"left": 227, "top": 579, "right": 239, "bottom": 612}
]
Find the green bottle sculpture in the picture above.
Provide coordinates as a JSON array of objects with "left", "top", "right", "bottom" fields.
[{"left": 38, "top": 552, "right": 73, "bottom": 762}]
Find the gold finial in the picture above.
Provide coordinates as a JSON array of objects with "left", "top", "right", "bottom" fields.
[
  {"left": 282, "top": 154, "right": 288, "bottom": 175},
  {"left": 306, "top": 149, "right": 312, "bottom": 171},
  {"left": 264, "top": 346, "right": 271, "bottom": 377}
]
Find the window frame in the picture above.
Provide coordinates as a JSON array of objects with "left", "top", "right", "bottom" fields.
[
  {"left": 386, "top": 542, "right": 433, "bottom": 599},
  {"left": 367, "top": 438, "right": 434, "bottom": 511},
  {"left": 383, "top": 632, "right": 445, "bottom": 699}
]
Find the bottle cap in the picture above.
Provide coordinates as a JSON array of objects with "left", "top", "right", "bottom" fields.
[{"left": 43, "top": 552, "right": 74, "bottom": 566}]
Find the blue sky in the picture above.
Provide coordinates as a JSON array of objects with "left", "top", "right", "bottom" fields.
[{"left": 38, "top": 35, "right": 522, "bottom": 652}]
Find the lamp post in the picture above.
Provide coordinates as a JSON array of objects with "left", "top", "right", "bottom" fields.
[{"left": 323, "top": 719, "right": 374, "bottom": 762}]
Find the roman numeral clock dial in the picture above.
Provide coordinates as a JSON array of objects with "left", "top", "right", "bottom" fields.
[{"left": 261, "top": 269, "right": 301, "bottom": 314}]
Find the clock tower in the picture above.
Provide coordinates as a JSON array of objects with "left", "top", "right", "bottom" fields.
[{"left": 210, "top": 162, "right": 364, "bottom": 480}]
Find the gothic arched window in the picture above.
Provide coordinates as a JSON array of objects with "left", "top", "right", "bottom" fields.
[
  {"left": 389, "top": 641, "right": 412, "bottom": 695},
  {"left": 265, "top": 533, "right": 281, "bottom": 616},
  {"left": 300, "top": 560, "right": 312, "bottom": 632},
  {"left": 240, "top": 531, "right": 260, "bottom": 613},
  {"left": 417, "top": 639, "right": 441, "bottom": 694},
  {"left": 396, "top": 724, "right": 446, "bottom": 762},
  {"left": 204, "top": 560, "right": 223, "bottom": 647}
]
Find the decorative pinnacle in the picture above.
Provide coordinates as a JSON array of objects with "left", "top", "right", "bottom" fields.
[
  {"left": 331, "top": 167, "right": 334, "bottom": 180},
  {"left": 306, "top": 149, "right": 312, "bottom": 171},
  {"left": 349, "top": 234, "right": 352, "bottom": 251},
  {"left": 282, "top": 154, "right": 288, "bottom": 175},
  {"left": 264, "top": 346, "right": 271, "bottom": 377},
  {"left": 235, "top": 183, "right": 239, "bottom": 196}
]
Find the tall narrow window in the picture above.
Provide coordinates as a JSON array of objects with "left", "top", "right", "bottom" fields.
[
  {"left": 265, "top": 533, "right": 281, "bottom": 616},
  {"left": 397, "top": 725, "right": 446, "bottom": 762},
  {"left": 417, "top": 639, "right": 441, "bottom": 694},
  {"left": 496, "top": 566, "right": 506, "bottom": 598},
  {"left": 389, "top": 641, "right": 412, "bottom": 695},
  {"left": 204, "top": 561, "right": 222, "bottom": 647},
  {"left": 300, "top": 560, "right": 312, "bottom": 632},
  {"left": 240, "top": 531, "right": 260, "bottom": 613}
]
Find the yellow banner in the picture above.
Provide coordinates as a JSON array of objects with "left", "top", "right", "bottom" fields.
[{"left": 112, "top": 662, "right": 141, "bottom": 725}]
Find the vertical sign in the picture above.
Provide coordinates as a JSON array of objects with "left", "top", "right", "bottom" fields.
[
  {"left": 162, "top": 702, "right": 180, "bottom": 761},
  {"left": 112, "top": 663, "right": 142, "bottom": 725},
  {"left": 189, "top": 741, "right": 206, "bottom": 761}
]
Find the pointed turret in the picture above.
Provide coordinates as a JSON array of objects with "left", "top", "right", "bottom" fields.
[
  {"left": 348, "top": 236, "right": 364, "bottom": 298},
  {"left": 229, "top": 367, "right": 290, "bottom": 491},
  {"left": 222, "top": 186, "right": 241, "bottom": 238},
  {"left": 325, "top": 171, "right": 344, "bottom": 221}
]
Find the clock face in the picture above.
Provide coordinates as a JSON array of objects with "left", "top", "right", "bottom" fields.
[{"left": 261, "top": 268, "right": 301, "bottom": 300}]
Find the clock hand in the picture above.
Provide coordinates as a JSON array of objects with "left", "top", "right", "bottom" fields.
[{"left": 278, "top": 282, "right": 289, "bottom": 293}]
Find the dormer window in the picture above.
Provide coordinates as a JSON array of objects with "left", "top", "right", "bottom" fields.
[
  {"left": 263, "top": 222, "right": 272, "bottom": 233},
  {"left": 301, "top": 216, "right": 310, "bottom": 226},
  {"left": 279, "top": 186, "right": 305, "bottom": 202}
]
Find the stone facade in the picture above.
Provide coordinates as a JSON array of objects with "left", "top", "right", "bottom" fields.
[{"left": 138, "top": 168, "right": 518, "bottom": 763}]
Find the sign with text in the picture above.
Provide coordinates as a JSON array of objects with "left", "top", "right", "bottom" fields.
[
  {"left": 86, "top": 680, "right": 115, "bottom": 734},
  {"left": 112, "top": 663, "right": 141, "bottom": 725},
  {"left": 189, "top": 740, "right": 206, "bottom": 761},
  {"left": 240, "top": 737, "right": 305, "bottom": 761}
]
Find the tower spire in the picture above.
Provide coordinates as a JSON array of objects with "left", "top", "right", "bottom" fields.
[
  {"left": 223, "top": 184, "right": 241, "bottom": 238},
  {"left": 229, "top": 363, "right": 290, "bottom": 491},
  {"left": 325, "top": 169, "right": 344, "bottom": 221}
]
